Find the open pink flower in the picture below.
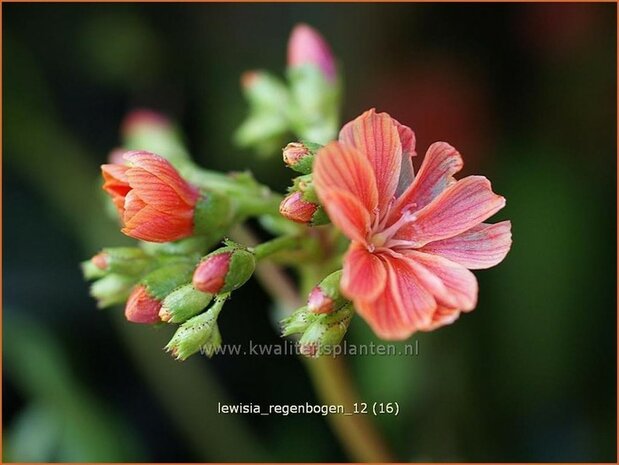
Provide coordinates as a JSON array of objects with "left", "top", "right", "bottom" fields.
[
  {"left": 313, "top": 109, "right": 511, "bottom": 339},
  {"left": 102, "top": 151, "right": 199, "bottom": 243}
]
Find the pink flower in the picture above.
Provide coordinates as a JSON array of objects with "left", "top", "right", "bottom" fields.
[
  {"left": 288, "top": 23, "right": 336, "bottom": 82},
  {"left": 102, "top": 151, "right": 200, "bottom": 243},
  {"left": 313, "top": 109, "right": 511, "bottom": 339}
]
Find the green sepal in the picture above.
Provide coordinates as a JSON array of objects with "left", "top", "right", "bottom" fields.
[
  {"left": 165, "top": 296, "right": 226, "bottom": 361},
  {"left": 193, "top": 192, "right": 235, "bottom": 244},
  {"left": 280, "top": 306, "right": 319, "bottom": 337},
  {"left": 81, "top": 260, "right": 106, "bottom": 281},
  {"left": 222, "top": 247, "right": 256, "bottom": 293},
  {"left": 90, "top": 274, "right": 136, "bottom": 308},
  {"left": 235, "top": 71, "right": 291, "bottom": 157},
  {"left": 141, "top": 262, "right": 195, "bottom": 301},
  {"left": 160, "top": 284, "right": 213, "bottom": 324},
  {"left": 298, "top": 303, "right": 354, "bottom": 357},
  {"left": 287, "top": 64, "right": 341, "bottom": 145},
  {"left": 140, "top": 236, "right": 211, "bottom": 257},
  {"left": 317, "top": 270, "right": 344, "bottom": 301},
  {"left": 200, "top": 323, "right": 222, "bottom": 358},
  {"left": 310, "top": 207, "right": 330, "bottom": 226},
  {"left": 100, "top": 247, "right": 152, "bottom": 276}
]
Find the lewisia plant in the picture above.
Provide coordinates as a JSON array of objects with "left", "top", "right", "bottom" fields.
[{"left": 84, "top": 23, "right": 511, "bottom": 361}]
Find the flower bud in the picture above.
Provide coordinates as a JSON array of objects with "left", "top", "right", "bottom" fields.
[
  {"left": 193, "top": 247, "right": 255, "bottom": 294},
  {"left": 299, "top": 303, "right": 354, "bottom": 357},
  {"left": 121, "top": 109, "right": 172, "bottom": 139},
  {"left": 288, "top": 24, "right": 336, "bottom": 82},
  {"left": 90, "top": 247, "right": 151, "bottom": 276},
  {"left": 141, "top": 262, "right": 196, "bottom": 301},
  {"left": 282, "top": 142, "right": 318, "bottom": 174},
  {"left": 90, "top": 273, "right": 136, "bottom": 308},
  {"left": 101, "top": 151, "right": 200, "bottom": 243},
  {"left": 124, "top": 262, "right": 195, "bottom": 324},
  {"left": 279, "top": 191, "right": 328, "bottom": 226},
  {"left": 165, "top": 298, "right": 226, "bottom": 360},
  {"left": 159, "top": 284, "right": 213, "bottom": 324},
  {"left": 307, "top": 270, "right": 345, "bottom": 314},
  {"left": 81, "top": 259, "right": 107, "bottom": 280},
  {"left": 121, "top": 109, "right": 191, "bottom": 166},
  {"left": 125, "top": 285, "right": 162, "bottom": 324},
  {"left": 280, "top": 306, "right": 319, "bottom": 337},
  {"left": 240, "top": 70, "right": 289, "bottom": 110}
]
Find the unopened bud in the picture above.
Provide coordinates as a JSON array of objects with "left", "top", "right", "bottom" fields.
[
  {"left": 90, "top": 273, "right": 136, "bottom": 308},
  {"left": 125, "top": 285, "right": 162, "bottom": 324},
  {"left": 121, "top": 109, "right": 172, "bottom": 139},
  {"left": 299, "top": 303, "right": 354, "bottom": 357},
  {"left": 282, "top": 142, "right": 315, "bottom": 174},
  {"left": 307, "top": 270, "right": 345, "bottom": 314},
  {"left": 82, "top": 259, "right": 106, "bottom": 280},
  {"left": 280, "top": 306, "right": 319, "bottom": 337},
  {"left": 288, "top": 24, "right": 336, "bottom": 83},
  {"left": 90, "top": 247, "right": 151, "bottom": 276},
  {"left": 240, "top": 71, "right": 289, "bottom": 110},
  {"left": 125, "top": 262, "right": 195, "bottom": 324},
  {"left": 160, "top": 284, "right": 213, "bottom": 324},
  {"left": 193, "top": 247, "right": 255, "bottom": 294},
  {"left": 279, "top": 192, "right": 328, "bottom": 225},
  {"left": 165, "top": 297, "right": 226, "bottom": 360}
]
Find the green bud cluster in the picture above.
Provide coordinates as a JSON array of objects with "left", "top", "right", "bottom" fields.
[
  {"left": 165, "top": 295, "right": 228, "bottom": 360},
  {"left": 281, "top": 303, "right": 354, "bottom": 357},
  {"left": 236, "top": 63, "right": 341, "bottom": 157}
]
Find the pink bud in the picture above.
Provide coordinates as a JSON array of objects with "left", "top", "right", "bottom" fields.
[
  {"left": 91, "top": 252, "right": 109, "bottom": 270},
  {"left": 125, "top": 285, "right": 162, "bottom": 324},
  {"left": 279, "top": 192, "right": 318, "bottom": 224},
  {"left": 287, "top": 23, "right": 336, "bottom": 82},
  {"left": 283, "top": 142, "right": 311, "bottom": 168},
  {"left": 121, "top": 109, "right": 171, "bottom": 138},
  {"left": 307, "top": 287, "right": 334, "bottom": 314},
  {"left": 193, "top": 253, "right": 231, "bottom": 294}
]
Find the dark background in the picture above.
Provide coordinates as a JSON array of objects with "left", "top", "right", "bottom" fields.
[{"left": 3, "top": 3, "right": 616, "bottom": 462}]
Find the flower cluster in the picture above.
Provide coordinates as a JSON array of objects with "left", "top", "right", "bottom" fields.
[{"left": 83, "top": 23, "right": 511, "bottom": 360}]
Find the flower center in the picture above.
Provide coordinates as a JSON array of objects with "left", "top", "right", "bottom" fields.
[{"left": 368, "top": 207, "right": 418, "bottom": 251}]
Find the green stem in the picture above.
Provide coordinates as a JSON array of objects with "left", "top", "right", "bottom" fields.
[
  {"left": 229, "top": 225, "right": 394, "bottom": 462},
  {"left": 252, "top": 235, "right": 300, "bottom": 261}
]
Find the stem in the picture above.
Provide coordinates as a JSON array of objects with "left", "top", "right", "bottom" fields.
[
  {"left": 252, "top": 235, "right": 300, "bottom": 261},
  {"left": 229, "top": 224, "right": 394, "bottom": 462}
]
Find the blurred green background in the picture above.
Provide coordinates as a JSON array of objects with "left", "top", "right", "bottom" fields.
[{"left": 3, "top": 3, "right": 616, "bottom": 462}]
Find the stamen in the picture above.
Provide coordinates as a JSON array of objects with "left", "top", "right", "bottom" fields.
[{"left": 369, "top": 208, "right": 418, "bottom": 248}]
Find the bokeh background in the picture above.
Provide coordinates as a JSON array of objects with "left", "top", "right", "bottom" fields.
[{"left": 3, "top": 3, "right": 616, "bottom": 462}]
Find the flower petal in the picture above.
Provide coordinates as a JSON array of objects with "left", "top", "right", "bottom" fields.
[
  {"left": 338, "top": 109, "right": 402, "bottom": 212},
  {"left": 320, "top": 189, "right": 372, "bottom": 243},
  {"left": 404, "top": 250, "right": 478, "bottom": 311},
  {"left": 420, "top": 221, "right": 512, "bottom": 269},
  {"left": 314, "top": 141, "right": 378, "bottom": 215},
  {"left": 421, "top": 305, "right": 461, "bottom": 331},
  {"left": 354, "top": 253, "right": 436, "bottom": 340},
  {"left": 394, "top": 176, "right": 506, "bottom": 247},
  {"left": 341, "top": 244, "right": 387, "bottom": 302},
  {"left": 124, "top": 151, "right": 199, "bottom": 208},
  {"left": 122, "top": 191, "right": 193, "bottom": 242},
  {"left": 392, "top": 142, "right": 463, "bottom": 219}
]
